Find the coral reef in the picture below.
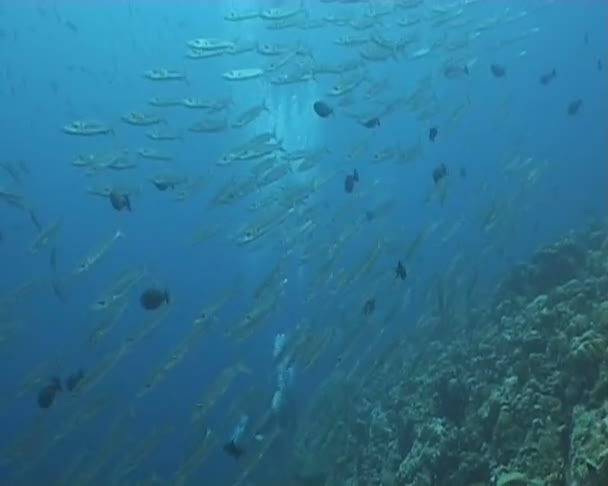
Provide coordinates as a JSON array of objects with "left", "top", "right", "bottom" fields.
[{"left": 290, "top": 224, "right": 608, "bottom": 485}]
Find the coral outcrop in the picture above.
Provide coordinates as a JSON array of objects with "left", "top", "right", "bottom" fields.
[{"left": 290, "top": 224, "right": 608, "bottom": 485}]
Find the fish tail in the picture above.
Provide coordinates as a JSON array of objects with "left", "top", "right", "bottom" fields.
[
  {"left": 125, "top": 196, "right": 132, "bottom": 211},
  {"left": 164, "top": 289, "right": 170, "bottom": 304}
]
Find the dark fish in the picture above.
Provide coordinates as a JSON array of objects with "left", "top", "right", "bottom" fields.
[
  {"left": 64, "top": 21, "right": 79, "bottom": 34},
  {"left": 37, "top": 377, "right": 61, "bottom": 409},
  {"left": 432, "top": 163, "right": 448, "bottom": 184},
  {"left": 109, "top": 190, "right": 131, "bottom": 212},
  {"left": 139, "top": 287, "right": 170, "bottom": 310},
  {"left": 539, "top": 68, "right": 556, "bottom": 85},
  {"left": 223, "top": 439, "right": 245, "bottom": 460},
  {"left": 360, "top": 117, "right": 380, "bottom": 128},
  {"left": 395, "top": 261, "right": 407, "bottom": 280},
  {"left": 443, "top": 65, "right": 468, "bottom": 79},
  {"left": 313, "top": 100, "right": 333, "bottom": 118},
  {"left": 65, "top": 369, "right": 84, "bottom": 392},
  {"left": 490, "top": 64, "right": 506, "bottom": 78},
  {"left": 151, "top": 181, "right": 174, "bottom": 191},
  {"left": 344, "top": 169, "right": 359, "bottom": 193},
  {"left": 598, "top": 59, "right": 603, "bottom": 71},
  {"left": 567, "top": 99, "right": 583, "bottom": 116},
  {"left": 429, "top": 126, "right": 438, "bottom": 142},
  {"left": 362, "top": 298, "right": 376, "bottom": 316}
]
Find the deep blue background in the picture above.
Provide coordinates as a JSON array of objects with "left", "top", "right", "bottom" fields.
[{"left": 0, "top": 0, "right": 606, "bottom": 484}]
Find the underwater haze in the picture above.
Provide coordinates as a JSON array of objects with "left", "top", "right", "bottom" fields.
[{"left": 0, "top": 0, "right": 606, "bottom": 485}]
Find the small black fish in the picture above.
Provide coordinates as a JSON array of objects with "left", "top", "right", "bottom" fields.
[
  {"left": 64, "top": 21, "right": 79, "bottom": 34},
  {"left": 598, "top": 59, "right": 603, "bottom": 71},
  {"left": 109, "top": 190, "right": 131, "bottom": 212},
  {"left": 539, "top": 68, "right": 556, "bottom": 85},
  {"left": 432, "top": 163, "right": 448, "bottom": 184},
  {"left": 151, "top": 181, "right": 175, "bottom": 191},
  {"left": 360, "top": 117, "right": 380, "bottom": 128},
  {"left": 37, "top": 377, "right": 61, "bottom": 409},
  {"left": 567, "top": 99, "right": 583, "bottom": 116},
  {"left": 313, "top": 100, "right": 333, "bottom": 118},
  {"left": 344, "top": 169, "right": 359, "bottom": 193},
  {"left": 429, "top": 126, "right": 438, "bottom": 142},
  {"left": 362, "top": 298, "right": 376, "bottom": 316},
  {"left": 139, "top": 288, "right": 170, "bottom": 310},
  {"left": 490, "top": 64, "right": 506, "bottom": 78},
  {"left": 223, "top": 440, "right": 245, "bottom": 460},
  {"left": 65, "top": 369, "right": 85, "bottom": 392},
  {"left": 395, "top": 261, "right": 407, "bottom": 281}
]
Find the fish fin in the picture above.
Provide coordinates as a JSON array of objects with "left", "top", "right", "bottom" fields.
[{"left": 164, "top": 290, "right": 170, "bottom": 304}]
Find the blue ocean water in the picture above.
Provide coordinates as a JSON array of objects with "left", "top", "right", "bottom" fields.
[{"left": 0, "top": 0, "right": 606, "bottom": 484}]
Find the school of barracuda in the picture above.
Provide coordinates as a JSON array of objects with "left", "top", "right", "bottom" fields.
[{"left": 0, "top": 0, "right": 593, "bottom": 484}]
